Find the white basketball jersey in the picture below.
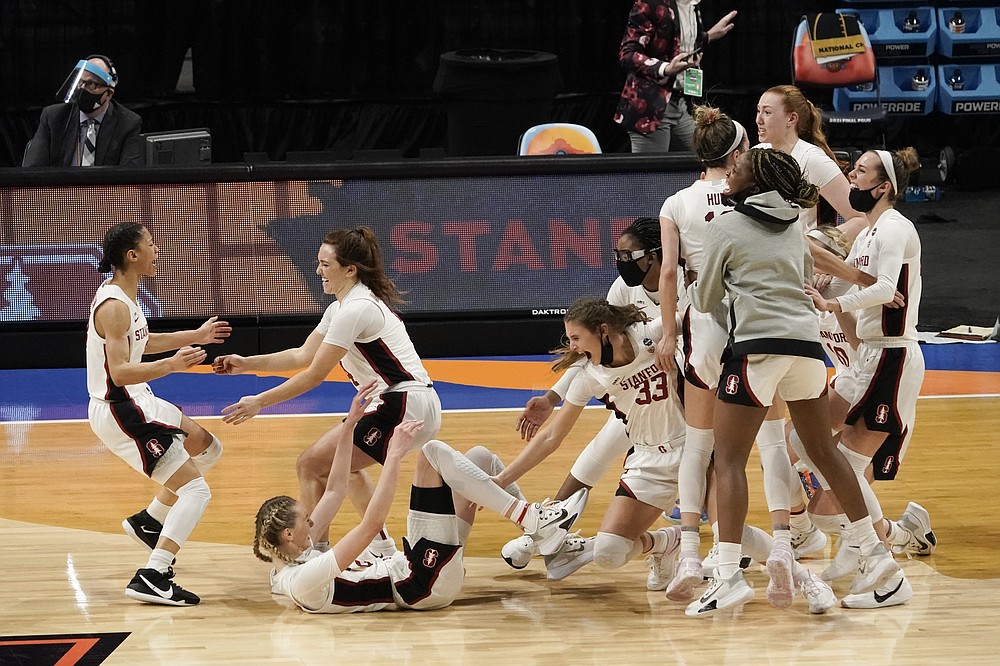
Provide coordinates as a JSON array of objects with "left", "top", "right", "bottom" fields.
[
  {"left": 565, "top": 319, "right": 685, "bottom": 450},
  {"left": 86, "top": 281, "right": 151, "bottom": 401},
  {"left": 838, "top": 209, "right": 922, "bottom": 343},
  {"left": 659, "top": 177, "right": 730, "bottom": 273},
  {"left": 317, "top": 283, "right": 431, "bottom": 392},
  {"left": 606, "top": 276, "right": 660, "bottom": 316}
]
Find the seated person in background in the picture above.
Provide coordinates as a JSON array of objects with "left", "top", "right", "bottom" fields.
[{"left": 22, "top": 54, "right": 142, "bottom": 167}]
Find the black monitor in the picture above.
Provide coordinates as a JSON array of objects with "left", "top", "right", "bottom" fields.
[{"left": 141, "top": 128, "right": 212, "bottom": 166}]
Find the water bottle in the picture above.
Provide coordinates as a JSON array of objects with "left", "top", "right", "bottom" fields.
[
  {"left": 911, "top": 68, "right": 929, "bottom": 92},
  {"left": 902, "top": 11, "right": 921, "bottom": 33},
  {"left": 948, "top": 69, "right": 965, "bottom": 91},
  {"left": 904, "top": 185, "right": 942, "bottom": 202},
  {"left": 949, "top": 12, "right": 966, "bottom": 34}
]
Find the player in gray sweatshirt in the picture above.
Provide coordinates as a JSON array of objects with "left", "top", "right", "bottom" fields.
[{"left": 685, "top": 148, "right": 900, "bottom": 618}]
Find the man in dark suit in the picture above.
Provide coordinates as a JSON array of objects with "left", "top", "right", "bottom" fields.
[{"left": 22, "top": 55, "right": 143, "bottom": 167}]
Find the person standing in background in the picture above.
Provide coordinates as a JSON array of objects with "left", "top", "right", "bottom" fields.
[
  {"left": 22, "top": 55, "right": 142, "bottom": 167},
  {"left": 614, "top": 1, "right": 737, "bottom": 154}
]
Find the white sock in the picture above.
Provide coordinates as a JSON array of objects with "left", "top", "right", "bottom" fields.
[
  {"left": 789, "top": 509, "right": 812, "bottom": 532},
  {"left": 717, "top": 542, "right": 743, "bottom": 579},
  {"left": 146, "top": 497, "right": 171, "bottom": 524},
  {"left": 772, "top": 528, "right": 792, "bottom": 550},
  {"left": 680, "top": 527, "right": 700, "bottom": 555},
  {"left": 843, "top": 517, "right": 882, "bottom": 556},
  {"left": 145, "top": 548, "right": 175, "bottom": 573}
]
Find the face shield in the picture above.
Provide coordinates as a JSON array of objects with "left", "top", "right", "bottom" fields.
[{"left": 57, "top": 59, "right": 116, "bottom": 105}]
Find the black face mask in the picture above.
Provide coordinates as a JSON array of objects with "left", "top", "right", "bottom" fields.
[
  {"left": 599, "top": 334, "right": 615, "bottom": 366},
  {"left": 616, "top": 259, "right": 651, "bottom": 287},
  {"left": 848, "top": 183, "right": 887, "bottom": 213},
  {"left": 75, "top": 88, "right": 105, "bottom": 113}
]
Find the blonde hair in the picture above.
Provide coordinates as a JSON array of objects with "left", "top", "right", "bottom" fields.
[
  {"left": 808, "top": 224, "right": 853, "bottom": 259},
  {"left": 551, "top": 298, "right": 648, "bottom": 372},
  {"left": 253, "top": 495, "right": 301, "bottom": 565},
  {"left": 765, "top": 85, "right": 840, "bottom": 164}
]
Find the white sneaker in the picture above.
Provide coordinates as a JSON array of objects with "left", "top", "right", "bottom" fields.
[
  {"left": 841, "top": 570, "right": 912, "bottom": 609},
  {"left": 523, "top": 487, "right": 588, "bottom": 556},
  {"left": 646, "top": 528, "right": 682, "bottom": 591},
  {"left": 821, "top": 538, "right": 861, "bottom": 581},
  {"left": 850, "top": 543, "right": 901, "bottom": 595},
  {"left": 684, "top": 570, "right": 755, "bottom": 617},
  {"left": 895, "top": 502, "right": 937, "bottom": 556},
  {"left": 544, "top": 533, "right": 595, "bottom": 580},
  {"left": 794, "top": 568, "right": 836, "bottom": 614},
  {"left": 791, "top": 524, "right": 828, "bottom": 559},
  {"left": 501, "top": 534, "right": 539, "bottom": 570},
  {"left": 765, "top": 544, "right": 795, "bottom": 609},
  {"left": 666, "top": 552, "right": 703, "bottom": 601}
]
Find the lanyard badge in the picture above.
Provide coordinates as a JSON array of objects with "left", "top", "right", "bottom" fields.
[{"left": 683, "top": 67, "right": 703, "bottom": 97}]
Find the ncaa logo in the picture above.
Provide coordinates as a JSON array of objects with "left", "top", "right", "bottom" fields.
[
  {"left": 875, "top": 404, "right": 889, "bottom": 424},
  {"left": 423, "top": 548, "right": 439, "bottom": 567},
  {"left": 725, "top": 374, "right": 740, "bottom": 395},
  {"left": 882, "top": 456, "right": 895, "bottom": 475},
  {"left": 363, "top": 428, "right": 382, "bottom": 447},
  {"left": 146, "top": 438, "right": 164, "bottom": 457}
]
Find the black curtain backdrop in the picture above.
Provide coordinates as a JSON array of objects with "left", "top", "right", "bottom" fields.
[{"left": 3, "top": 0, "right": 1000, "bottom": 166}]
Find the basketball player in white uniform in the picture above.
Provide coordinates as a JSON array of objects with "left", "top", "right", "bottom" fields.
[
  {"left": 807, "top": 148, "right": 933, "bottom": 609},
  {"left": 87, "top": 222, "right": 231, "bottom": 606},
  {"left": 215, "top": 226, "right": 441, "bottom": 559},
  {"left": 656, "top": 105, "right": 823, "bottom": 602},
  {"left": 255, "top": 387, "right": 585, "bottom": 614},
  {"left": 496, "top": 298, "right": 690, "bottom": 588},
  {"left": 506, "top": 217, "right": 679, "bottom": 585}
]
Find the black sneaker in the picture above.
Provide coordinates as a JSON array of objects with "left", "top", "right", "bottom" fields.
[
  {"left": 125, "top": 567, "right": 200, "bottom": 606},
  {"left": 123, "top": 510, "right": 163, "bottom": 551}
]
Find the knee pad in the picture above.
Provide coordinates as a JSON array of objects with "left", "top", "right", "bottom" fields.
[
  {"left": 837, "top": 442, "right": 872, "bottom": 475},
  {"left": 594, "top": 532, "right": 640, "bottom": 569},
  {"left": 463, "top": 445, "right": 497, "bottom": 473},
  {"left": 808, "top": 512, "right": 844, "bottom": 536},
  {"left": 191, "top": 436, "right": 223, "bottom": 474},
  {"left": 160, "top": 476, "right": 211, "bottom": 546},
  {"left": 175, "top": 475, "right": 212, "bottom": 503}
]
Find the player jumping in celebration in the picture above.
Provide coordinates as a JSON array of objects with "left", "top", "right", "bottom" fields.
[
  {"left": 87, "top": 221, "right": 231, "bottom": 606},
  {"left": 214, "top": 226, "right": 441, "bottom": 559}
]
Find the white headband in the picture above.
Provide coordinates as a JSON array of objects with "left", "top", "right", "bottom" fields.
[
  {"left": 874, "top": 149, "right": 898, "bottom": 194},
  {"left": 705, "top": 120, "right": 747, "bottom": 161}
]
